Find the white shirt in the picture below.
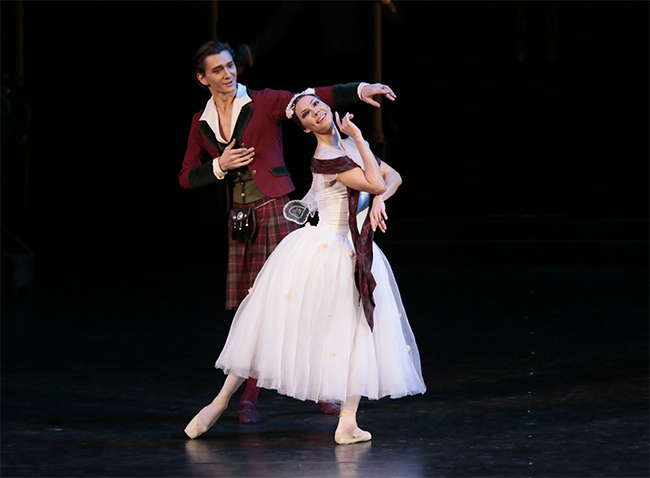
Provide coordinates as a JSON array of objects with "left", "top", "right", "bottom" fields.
[{"left": 200, "top": 84, "right": 252, "bottom": 179}]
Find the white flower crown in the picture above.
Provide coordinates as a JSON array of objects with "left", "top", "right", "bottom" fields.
[{"left": 285, "top": 88, "right": 315, "bottom": 119}]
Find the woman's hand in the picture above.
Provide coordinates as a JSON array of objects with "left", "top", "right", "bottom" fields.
[
  {"left": 369, "top": 195, "right": 388, "bottom": 233},
  {"left": 217, "top": 139, "right": 255, "bottom": 171},
  {"left": 335, "top": 112, "right": 362, "bottom": 142},
  {"left": 334, "top": 111, "right": 386, "bottom": 195}
]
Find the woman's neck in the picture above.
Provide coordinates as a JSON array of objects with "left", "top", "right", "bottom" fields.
[{"left": 315, "top": 126, "right": 345, "bottom": 155}]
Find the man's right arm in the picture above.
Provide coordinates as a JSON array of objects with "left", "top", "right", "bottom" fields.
[{"left": 178, "top": 113, "right": 222, "bottom": 190}]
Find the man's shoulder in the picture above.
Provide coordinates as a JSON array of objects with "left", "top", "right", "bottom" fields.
[
  {"left": 190, "top": 109, "right": 205, "bottom": 122},
  {"left": 248, "top": 87, "right": 292, "bottom": 100}
]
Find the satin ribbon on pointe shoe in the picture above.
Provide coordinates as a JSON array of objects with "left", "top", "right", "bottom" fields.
[{"left": 334, "top": 407, "right": 371, "bottom": 445}]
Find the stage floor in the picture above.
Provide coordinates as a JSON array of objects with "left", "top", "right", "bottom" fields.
[{"left": 2, "top": 222, "right": 648, "bottom": 477}]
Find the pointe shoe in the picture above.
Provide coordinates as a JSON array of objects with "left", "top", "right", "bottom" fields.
[
  {"left": 334, "top": 429, "right": 372, "bottom": 445},
  {"left": 238, "top": 400, "right": 262, "bottom": 424},
  {"left": 185, "top": 398, "right": 228, "bottom": 439},
  {"left": 317, "top": 402, "right": 341, "bottom": 415},
  {"left": 184, "top": 406, "right": 211, "bottom": 439}
]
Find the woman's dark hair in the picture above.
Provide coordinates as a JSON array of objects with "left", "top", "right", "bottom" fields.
[{"left": 192, "top": 40, "right": 236, "bottom": 90}]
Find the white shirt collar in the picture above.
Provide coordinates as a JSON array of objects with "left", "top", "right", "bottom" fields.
[{"left": 199, "top": 83, "right": 252, "bottom": 143}]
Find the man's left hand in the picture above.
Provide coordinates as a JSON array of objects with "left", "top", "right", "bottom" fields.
[
  {"left": 369, "top": 195, "right": 388, "bottom": 233},
  {"left": 361, "top": 83, "right": 396, "bottom": 108}
]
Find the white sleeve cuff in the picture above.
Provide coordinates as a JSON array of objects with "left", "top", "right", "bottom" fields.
[
  {"left": 212, "top": 157, "right": 226, "bottom": 180},
  {"left": 357, "top": 82, "right": 370, "bottom": 100}
]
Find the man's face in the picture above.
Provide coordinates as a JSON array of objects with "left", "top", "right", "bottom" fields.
[{"left": 197, "top": 51, "right": 237, "bottom": 96}]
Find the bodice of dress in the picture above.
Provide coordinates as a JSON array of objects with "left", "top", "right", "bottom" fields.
[
  {"left": 311, "top": 138, "right": 372, "bottom": 237},
  {"left": 315, "top": 180, "right": 349, "bottom": 235}
]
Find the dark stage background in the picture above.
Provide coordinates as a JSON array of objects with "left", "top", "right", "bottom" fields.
[
  {"left": 2, "top": 1, "right": 648, "bottom": 223},
  {"left": 2, "top": 4, "right": 648, "bottom": 476},
  {"left": 1, "top": 0, "right": 648, "bottom": 295}
]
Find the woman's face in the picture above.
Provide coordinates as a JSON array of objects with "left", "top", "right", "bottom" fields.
[{"left": 295, "top": 95, "right": 332, "bottom": 134}]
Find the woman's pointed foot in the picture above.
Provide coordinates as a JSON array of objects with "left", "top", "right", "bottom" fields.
[
  {"left": 334, "top": 428, "right": 372, "bottom": 445},
  {"left": 184, "top": 406, "right": 211, "bottom": 439},
  {"left": 184, "top": 397, "right": 228, "bottom": 439}
]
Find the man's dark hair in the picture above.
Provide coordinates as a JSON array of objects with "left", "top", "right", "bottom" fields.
[{"left": 192, "top": 40, "right": 236, "bottom": 90}]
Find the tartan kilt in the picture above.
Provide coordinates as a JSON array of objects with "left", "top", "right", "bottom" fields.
[{"left": 226, "top": 195, "right": 298, "bottom": 309}]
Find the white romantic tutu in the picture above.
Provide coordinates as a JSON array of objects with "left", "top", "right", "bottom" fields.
[{"left": 215, "top": 165, "right": 426, "bottom": 404}]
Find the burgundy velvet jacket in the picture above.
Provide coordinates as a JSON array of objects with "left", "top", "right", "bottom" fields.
[{"left": 178, "top": 83, "right": 363, "bottom": 199}]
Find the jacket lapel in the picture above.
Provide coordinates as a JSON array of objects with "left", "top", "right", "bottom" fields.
[
  {"left": 198, "top": 121, "right": 223, "bottom": 153},
  {"left": 232, "top": 104, "right": 253, "bottom": 145},
  {"left": 199, "top": 102, "right": 253, "bottom": 155}
]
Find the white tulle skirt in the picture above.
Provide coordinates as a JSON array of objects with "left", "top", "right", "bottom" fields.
[{"left": 215, "top": 224, "right": 427, "bottom": 404}]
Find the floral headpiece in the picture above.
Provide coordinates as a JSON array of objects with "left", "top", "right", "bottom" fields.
[{"left": 285, "top": 88, "right": 315, "bottom": 119}]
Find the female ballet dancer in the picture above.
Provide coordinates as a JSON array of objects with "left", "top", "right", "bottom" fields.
[{"left": 184, "top": 89, "right": 426, "bottom": 444}]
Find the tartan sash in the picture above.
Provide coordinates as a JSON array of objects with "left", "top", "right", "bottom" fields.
[{"left": 310, "top": 155, "right": 379, "bottom": 331}]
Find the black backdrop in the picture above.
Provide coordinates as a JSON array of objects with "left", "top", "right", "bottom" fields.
[{"left": 2, "top": 1, "right": 648, "bottom": 233}]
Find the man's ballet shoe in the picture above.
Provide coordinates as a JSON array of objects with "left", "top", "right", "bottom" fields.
[
  {"left": 238, "top": 400, "right": 262, "bottom": 424},
  {"left": 184, "top": 406, "right": 212, "bottom": 439},
  {"left": 317, "top": 402, "right": 341, "bottom": 415},
  {"left": 334, "top": 429, "right": 372, "bottom": 445}
]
